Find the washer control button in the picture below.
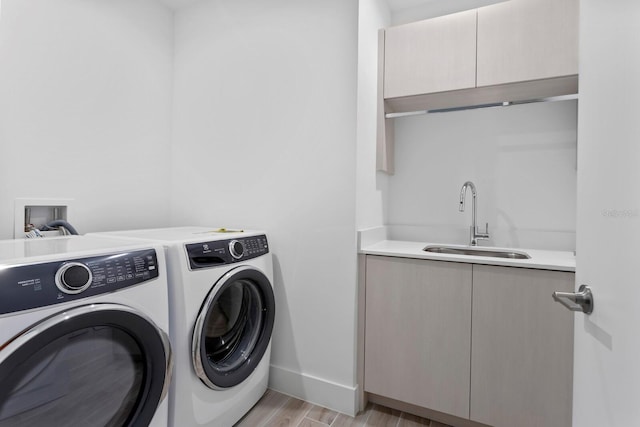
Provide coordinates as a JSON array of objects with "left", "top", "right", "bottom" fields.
[
  {"left": 229, "top": 240, "right": 244, "bottom": 259},
  {"left": 55, "top": 262, "right": 93, "bottom": 294}
]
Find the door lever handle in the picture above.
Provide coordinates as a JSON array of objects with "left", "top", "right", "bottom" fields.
[{"left": 553, "top": 284, "right": 593, "bottom": 314}]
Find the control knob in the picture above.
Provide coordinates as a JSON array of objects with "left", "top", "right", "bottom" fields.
[
  {"left": 229, "top": 240, "right": 244, "bottom": 259},
  {"left": 55, "top": 262, "right": 93, "bottom": 294}
]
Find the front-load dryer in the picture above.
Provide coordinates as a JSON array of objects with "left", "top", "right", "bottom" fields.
[
  {"left": 0, "top": 236, "right": 172, "bottom": 427},
  {"left": 88, "top": 227, "right": 275, "bottom": 427}
]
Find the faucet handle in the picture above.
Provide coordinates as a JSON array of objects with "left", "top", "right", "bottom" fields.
[{"left": 475, "top": 223, "right": 490, "bottom": 240}]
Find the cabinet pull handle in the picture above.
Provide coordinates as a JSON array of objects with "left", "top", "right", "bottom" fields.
[{"left": 552, "top": 285, "right": 593, "bottom": 314}]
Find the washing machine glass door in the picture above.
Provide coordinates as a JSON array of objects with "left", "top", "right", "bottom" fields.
[
  {"left": 0, "top": 303, "right": 171, "bottom": 427},
  {"left": 193, "top": 265, "right": 275, "bottom": 389}
]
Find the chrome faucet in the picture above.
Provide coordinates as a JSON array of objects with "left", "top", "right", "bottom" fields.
[{"left": 459, "top": 181, "right": 490, "bottom": 246}]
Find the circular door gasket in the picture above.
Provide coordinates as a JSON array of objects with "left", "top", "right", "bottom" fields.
[
  {"left": 0, "top": 304, "right": 171, "bottom": 427},
  {"left": 192, "top": 266, "right": 275, "bottom": 389}
]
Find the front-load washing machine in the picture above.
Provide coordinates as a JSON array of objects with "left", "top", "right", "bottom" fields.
[
  {"left": 89, "top": 227, "right": 275, "bottom": 427},
  {"left": 0, "top": 236, "right": 172, "bottom": 427}
]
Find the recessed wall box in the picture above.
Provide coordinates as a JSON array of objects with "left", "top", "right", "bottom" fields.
[{"left": 14, "top": 198, "right": 74, "bottom": 239}]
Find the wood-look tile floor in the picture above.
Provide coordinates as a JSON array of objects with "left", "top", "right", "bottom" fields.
[{"left": 234, "top": 389, "right": 452, "bottom": 427}]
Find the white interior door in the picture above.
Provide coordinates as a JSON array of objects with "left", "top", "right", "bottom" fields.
[{"left": 574, "top": 1, "right": 640, "bottom": 425}]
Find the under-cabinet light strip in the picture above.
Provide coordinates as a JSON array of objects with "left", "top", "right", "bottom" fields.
[{"left": 384, "top": 93, "right": 579, "bottom": 118}]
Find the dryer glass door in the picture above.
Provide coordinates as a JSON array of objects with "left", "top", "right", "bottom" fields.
[
  {"left": 193, "top": 265, "right": 275, "bottom": 389},
  {"left": 0, "top": 304, "right": 171, "bottom": 427}
]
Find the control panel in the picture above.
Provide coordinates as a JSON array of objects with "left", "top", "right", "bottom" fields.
[
  {"left": 186, "top": 235, "right": 269, "bottom": 270},
  {"left": 0, "top": 249, "right": 159, "bottom": 315}
]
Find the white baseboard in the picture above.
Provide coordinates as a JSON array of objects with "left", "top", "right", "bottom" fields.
[{"left": 268, "top": 364, "right": 359, "bottom": 416}]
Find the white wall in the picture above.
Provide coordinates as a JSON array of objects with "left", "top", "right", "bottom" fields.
[
  {"left": 356, "top": 0, "right": 390, "bottom": 230},
  {"left": 388, "top": 100, "right": 578, "bottom": 251},
  {"left": 0, "top": 0, "right": 174, "bottom": 239},
  {"left": 171, "top": 0, "right": 360, "bottom": 414}
]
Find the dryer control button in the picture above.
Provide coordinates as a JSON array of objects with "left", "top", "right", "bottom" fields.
[
  {"left": 229, "top": 240, "right": 244, "bottom": 259},
  {"left": 55, "top": 262, "right": 93, "bottom": 294}
]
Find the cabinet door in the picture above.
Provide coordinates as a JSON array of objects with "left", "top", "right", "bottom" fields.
[
  {"left": 383, "top": 10, "right": 477, "bottom": 99},
  {"left": 476, "top": 0, "right": 579, "bottom": 87},
  {"left": 470, "top": 265, "right": 574, "bottom": 427},
  {"left": 364, "top": 256, "right": 472, "bottom": 419}
]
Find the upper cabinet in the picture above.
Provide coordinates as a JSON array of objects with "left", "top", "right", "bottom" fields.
[
  {"left": 384, "top": 10, "right": 477, "bottom": 99},
  {"left": 377, "top": 0, "right": 579, "bottom": 173},
  {"left": 476, "top": 0, "right": 579, "bottom": 87}
]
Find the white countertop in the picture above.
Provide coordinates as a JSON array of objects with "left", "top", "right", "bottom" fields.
[{"left": 359, "top": 239, "right": 575, "bottom": 272}]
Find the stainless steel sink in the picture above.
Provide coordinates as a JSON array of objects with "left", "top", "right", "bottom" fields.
[{"left": 423, "top": 245, "right": 531, "bottom": 259}]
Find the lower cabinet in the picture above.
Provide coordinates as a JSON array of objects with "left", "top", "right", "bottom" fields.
[
  {"left": 364, "top": 256, "right": 472, "bottom": 419},
  {"left": 363, "top": 255, "right": 574, "bottom": 427},
  {"left": 470, "top": 265, "right": 574, "bottom": 427}
]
